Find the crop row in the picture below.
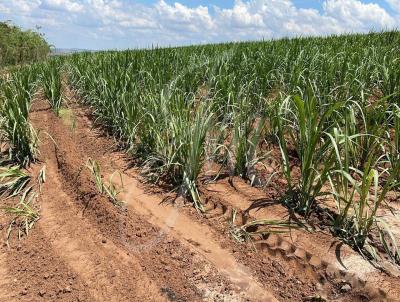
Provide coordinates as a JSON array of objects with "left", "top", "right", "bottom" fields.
[{"left": 1, "top": 31, "right": 400, "bottom": 266}]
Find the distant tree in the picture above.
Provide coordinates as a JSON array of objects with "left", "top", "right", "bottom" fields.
[{"left": 0, "top": 21, "right": 50, "bottom": 67}]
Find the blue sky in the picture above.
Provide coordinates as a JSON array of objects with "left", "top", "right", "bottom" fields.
[
  {"left": 134, "top": 0, "right": 379, "bottom": 10},
  {"left": 1, "top": 0, "right": 399, "bottom": 50}
]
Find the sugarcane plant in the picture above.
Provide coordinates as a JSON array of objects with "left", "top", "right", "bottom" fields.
[
  {"left": 0, "top": 66, "right": 38, "bottom": 166},
  {"left": 41, "top": 60, "right": 63, "bottom": 115},
  {"left": 275, "top": 86, "right": 341, "bottom": 217}
]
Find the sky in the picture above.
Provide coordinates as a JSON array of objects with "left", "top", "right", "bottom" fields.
[{"left": 0, "top": 0, "right": 399, "bottom": 50}]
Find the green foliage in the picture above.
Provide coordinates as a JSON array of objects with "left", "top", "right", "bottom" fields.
[
  {"left": 86, "top": 158, "right": 125, "bottom": 206},
  {"left": 276, "top": 89, "right": 341, "bottom": 217},
  {"left": 0, "top": 65, "right": 39, "bottom": 166},
  {"left": 41, "top": 59, "right": 63, "bottom": 115},
  {"left": 228, "top": 90, "right": 266, "bottom": 180},
  {"left": 0, "top": 165, "right": 30, "bottom": 197},
  {"left": 0, "top": 21, "right": 50, "bottom": 68},
  {"left": 3, "top": 187, "right": 40, "bottom": 243}
]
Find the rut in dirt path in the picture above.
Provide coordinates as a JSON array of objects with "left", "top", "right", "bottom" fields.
[
  {"left": 38, "top": 161, "right": 168, "bottom": 302},
  {"left": 30, "top": 102, "right": 173, "bottom": 302},
  {"left": 0, "top": 249, "right": 10, "bottom": 300},
  {"left": 25, "top": 102, "right": 169, "bottom": 302},
  {"left": 202, "top": 178, "right": 398, "bottom": 301},
  {"left": 116, "top": 173, "right": 278, "bottom": 302},
  {"left": 1, "top": 203, "right": 94, "bottom": 302}
]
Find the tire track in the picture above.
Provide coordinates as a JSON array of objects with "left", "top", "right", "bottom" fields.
[
  {"left": 202, "top": 178, "right": 393, "bottom": 301},
  {"left": 38, "top": 162, "right": 167, "bottom": 302},
  {"left": 118, "top": 174, "right": 278, "bottom": 302},
  {"left": 30, "top": 101, "right": 168, "bottom": 302},
  {"left": 0, "top": 247, "right": 11, "bottom": 301}
]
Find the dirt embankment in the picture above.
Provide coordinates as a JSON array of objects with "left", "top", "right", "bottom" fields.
[{"left": 1, "top": 87, "right": 399, "bottom": 302}]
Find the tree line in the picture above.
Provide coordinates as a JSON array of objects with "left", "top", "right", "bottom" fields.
[{"left": 0, "top": 21, "right": 50, "bottom": 68}]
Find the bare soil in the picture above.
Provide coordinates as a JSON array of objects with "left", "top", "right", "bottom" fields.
[{"left": 0, "top": 89, "right": 399, "bottom": 301}]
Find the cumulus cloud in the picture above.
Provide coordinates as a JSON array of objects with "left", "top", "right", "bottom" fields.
[
  {"left": 0, "top": 0, "right": 398, "bottom": 49},
  {"left": 214, "top": 0, "right": 397, "bottom": 39},
  {"left": 156, "top": 0, "right": 214, "bottom": 32},
  {"left": 324, "top": 0, "right": 396, "bottom": 30},
  {"left": 215, "top": 0, "right": 338, "bottom": 38}
]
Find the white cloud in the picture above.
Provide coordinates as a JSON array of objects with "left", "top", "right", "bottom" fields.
[
  {"left": 9, "top": 0, "right": 40, "bottom": 13},
  {"left": 0, "top": 0, "right": 398, "bottom": 49},
  {"left": 119, "top": 18, "right": 157, "bottom": 29},
  {"left": 217, "top": 0, "right": 266, "bottom": 28},
  {"left": 40, "top": 0, "right": 84, "bottom": 13},
  {"left": 215, "top": 0, "right": 339, "bottom": 38},
  {"left": 214, "top": 0, "right": 397, "bottom": 39},
  {"left": 156, "top": 0, "right": 214, "bottom": 32},
  {"left": 324, "top": 0, "right": 396, "bottom": 30}
]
